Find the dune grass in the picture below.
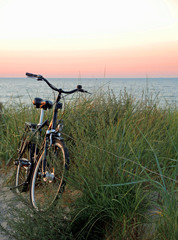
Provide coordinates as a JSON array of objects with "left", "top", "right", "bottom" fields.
[{"left": 0, "top": 89, "right": 177, "bottom": 239}]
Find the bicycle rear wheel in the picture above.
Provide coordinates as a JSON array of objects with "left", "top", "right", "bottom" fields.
[
  {"left": 30, "top": 139, "right": 69, "bottom": 211},
  {"left": 15, "top": 141, "right": 34, "bottom": 194}
]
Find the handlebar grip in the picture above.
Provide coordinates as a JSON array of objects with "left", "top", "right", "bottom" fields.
[
  {"left": 26, "top": 72, "right": 38, "bottom": 78},
  {"left": 26, "top": 72, "right": 43, "bottom": 81}
]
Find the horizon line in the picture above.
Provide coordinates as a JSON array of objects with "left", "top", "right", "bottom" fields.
[{"left": 0, "top": 76, "right": 178, "bottom": 79}]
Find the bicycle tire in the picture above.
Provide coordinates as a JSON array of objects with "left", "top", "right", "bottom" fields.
[
  {"left": 30, "top": 139, "right": 69, "bottom": 211},
  {"left": 15, "top": 139, "right": 35, "bottom": 194}
]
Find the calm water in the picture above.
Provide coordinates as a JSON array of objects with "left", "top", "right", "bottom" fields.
[{"left": 0, "top": 78, "right": 178, "bottom": 107}]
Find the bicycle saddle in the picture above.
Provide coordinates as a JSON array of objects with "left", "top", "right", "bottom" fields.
[{"left": 32, "top": 98, "right": 53, "bottom": 110}]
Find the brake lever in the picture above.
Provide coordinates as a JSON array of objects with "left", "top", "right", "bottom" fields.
[
  {"left": 84, "top": 90, "right": 91, "bottom": 94},
  {"left": 79, "top": 89, "right": 91, "bottom": 94},
  {"left": 37, "top": 75, "right": 43, "bottom": 81}
]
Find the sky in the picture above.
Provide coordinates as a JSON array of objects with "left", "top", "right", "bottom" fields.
[{"left": 0, "top": 0, "right": 178, "bottom": 78}]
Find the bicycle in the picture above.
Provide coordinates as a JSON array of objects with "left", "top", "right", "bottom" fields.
[{"left": 14, "top": 72, "right": 90, "bottom": 211}]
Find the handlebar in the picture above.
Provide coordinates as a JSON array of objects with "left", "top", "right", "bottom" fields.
[{"left": 26, "top": 72, "right": 91, "bottom": 94}]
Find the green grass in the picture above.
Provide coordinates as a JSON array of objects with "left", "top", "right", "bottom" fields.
[{"left": 0, "top": 89, "right": 177, "bottom": 239}]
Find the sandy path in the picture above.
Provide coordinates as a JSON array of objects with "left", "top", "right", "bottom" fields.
[{"left": 0, "top": 170, "right": 15, "bottom": 240}]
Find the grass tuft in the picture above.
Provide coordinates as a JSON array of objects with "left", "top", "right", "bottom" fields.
[{"left": 0, "top": 89, "right": 177, "bottom": 239}]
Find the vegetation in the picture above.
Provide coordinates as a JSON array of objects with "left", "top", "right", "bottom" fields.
[{"left": 0, "top": 89, "right": 177, "bottom": 239}]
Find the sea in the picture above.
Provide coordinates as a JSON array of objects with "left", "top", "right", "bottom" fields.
[{"left": 0, "top": 77, "right": 178, "bottom": 107}]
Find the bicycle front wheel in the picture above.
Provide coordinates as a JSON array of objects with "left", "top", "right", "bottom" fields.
[{"left": 30, "top": 140, "right": 69, "bottom": 211}]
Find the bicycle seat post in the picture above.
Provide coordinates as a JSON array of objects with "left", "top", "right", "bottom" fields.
[{"left": 39, "top": 109, "right": 45, "bottom": 125}]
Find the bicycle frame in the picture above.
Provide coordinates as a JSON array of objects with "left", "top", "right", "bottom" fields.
[
  {"left": 42, "top": 92, "right": 63, "bottom": 176},
  {"left": 18, "top": 118, "right": 47, "bottom": 158}
]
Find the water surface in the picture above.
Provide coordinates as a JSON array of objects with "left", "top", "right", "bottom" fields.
[{"left": 0, "top": 77, "right": 177, "bottom": 107}]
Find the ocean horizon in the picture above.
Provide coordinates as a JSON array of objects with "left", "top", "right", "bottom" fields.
[{"left": 0, "top": 77, "right": 178, "bottom": 106}]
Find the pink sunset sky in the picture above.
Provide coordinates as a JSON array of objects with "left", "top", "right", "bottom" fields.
[{"left": 0, "top": 0, "right": 178, "bottom": 78}]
